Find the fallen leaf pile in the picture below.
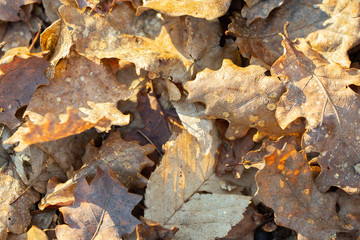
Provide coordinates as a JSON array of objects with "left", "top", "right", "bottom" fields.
[{"left": 0, "top": 0, "right": 360, "bottom": 239}]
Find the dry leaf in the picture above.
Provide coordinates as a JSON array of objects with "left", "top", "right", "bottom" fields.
[
  {"left": 185, "top": 59, "right": 304, "bottom": 141},
  {"left": 255, "top": 143, "right": 345, "bottom": 239},
  {"left": 0, "top": 167, "right": 40, "bottom": 239},
  {"left": 137, "top": 0, "right": 231, "bottom": 20},
  {"left": 0, "top": 0, "right": 41, "bottom": 22},
  {"left": 7, "top": 226, "right": 48, "bottom": 240},
  {"left": 271, "top": 28, "right": 360, "bottom": 193},
  {"left": 124, "top": 83, "right": 171, "bottom": 154},
  {"left": 76, "top": 0, "right": 116, "bottom": 14},
  {"left": 40, "top": 19, "right": 72, "bottom": 64},
  {"left": 0, "top": 48, "right": 49, "bottom": 129},
  {"left": 55, "top": 166, "right": 142, "bottom": 240},
  {"left": 123, "top": 217, "right": 179, "bottom": 240},
  {"left": 228, "top": 0, "right": 360, "bottom": 67},
  {"left": 59, "top": 2, "right": 239, "bottom": 83},
  {"left": 5, "top": 108, "right": 111, "bottom": 152},
  {"left": 43, "top": 0, "right": 62, "bottom": 22},
  {"left": 337, "top": 190, "right": 360, "bottom": 235},
  {"left": 241, "top": 0, "right": 284, "bottom": 25},
  {"left": 145, "top": 130, "right": 252, "bottom": 240},
  {"left": 1, "top": 21, "right": 32, "bottom": 52},
  {"left": 40, "top": 131, "right": 154, "bottom": 209}
]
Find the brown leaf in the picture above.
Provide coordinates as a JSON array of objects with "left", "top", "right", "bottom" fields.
[
  {"left": 227, "top": 0, "right": 360, "bottom": 67},
  {"left": 137, "top": 0, "right": 231, "bottom": 20},
  {"left": 7, "top": 226, "right": 48, "bottom": 240},
  {"left": 1, "top": 22, "right": 32, "bottom": 52},
  {"left": 241, "top": 0, "right": 284, "bottom": 25},
  {"left": 124, "top": 82, "right": 171, "bottom": 154},
  {"left": 256, "top": 143, "right": 345, "bottom": 239},
  {"left": 0, "top": 166, "right": 40, "bottom": 239},
  {"left": 59, "top": 2, "right": 239, "bottom": 83},
  {"left": 243, "top": 135, "right": 301, "bottom": 170},
  {"left": 144, "top": 130, "right": 252, "bottom": 239},
  {"left": 271, "top": 29, "right": 360, "bottom": 193},
  {"left": 218, "top": 206, "right": 266, "bottom": 240},
  {"left": 43, "top": 0, "right": 62, "bottom": 22},
  {"left": 55, "top": 166, "right": 142, "bottom": 240},
  {"left": 0, "top": 48, "right": 49, "bottom": 129},
  {"left": 5, "top": 108, "right": 111, "bottom": 152},
  {"left": 123, "top": 217, "right": 179, "bottom": 240},
  {"left": 337, "top": 190, "right": 360, "bottom": 235},
  {"left": 0, "top": 0, "right": 41, "bottom": 22},
  {"left": 40, "top": 19, "right": 72, "bottom": 64},
  {"left": 39, "top": 131, "right": 154, "bottom": 209},
  {"left": 185, "top": 59, "right": 304, "bottom": 141}
]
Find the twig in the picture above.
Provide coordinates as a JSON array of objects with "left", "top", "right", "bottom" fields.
[
  {"left": 29, "top": 23, "right": 42, "bottom": 52},
  {"left": 10, "top": 185, "right": 31, "bottom": 205}
]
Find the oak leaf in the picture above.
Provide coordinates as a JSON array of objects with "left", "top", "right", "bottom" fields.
[
  {"left": 55, "top": 166, "right": 142, "bottom": 240},
  {"left": 137, "top": 0, "right": 231, "bottom": 20},
  {"left": 144, "top": 130, "right": 252, "bottom": 240},
  {"left": 184, "top": 59, "right": 304, "bottom": 141},
  {"left": 59, "top": 2, "right": 239, "bottom": 83},
  {"left": 255, "top": 143, "right": 345, "bottom": 239},
  {"left": 228, "top": 0, "right": 360, "bottom": 67},
  {"left": 271, "top": 29, "right": 360, "bottom": 193},
  {"left": 39, "top": 131, "right": 154, "bottom": 209},
  {"left": 0, "top": 48, "right": 49, "bottom": 129}
]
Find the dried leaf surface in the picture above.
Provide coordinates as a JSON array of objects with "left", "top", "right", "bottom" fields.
[
  {"left": 256, "top": 143, "right": 345, "bottom": 239},
  {"left": 40, "top": 131, "right": 154, "bottom": 209},
  {"left": 76, "top": 0, "right": 116, "bottom": 14},
  {"left": 241, "top": 0, "right": 284, "bottom": 25},
  {"left": 185, "top": 59, "right": 304, "bottom": 140},
  {"left": 0, "top": 48, "right": 49, "bottom": 129},
  {"left": 137, "top": 0, "right": 231, "bottom": 20},
  {"left": 145, "top": 130, "right": 251, "bottom": 240},
  {"left": 271, "top": 31, "right": 360, "bottom": 193},
  {"left": 0, "top": 0, "right": 41, "bottom": 22},
  {"left": 5, "top": 108, "right": 111, "bottom": 152},
  {"left": 59, "top": 2, "right": 238, "bottom": 83},
  {"left": 228, "top": 0, "right": 360, "bottom": 67},
  {"left": 56, "top": 167, "right": 142, "bottom": 240},
  {"left": 0, "top": 167, "right": 40, "bottom": 239}
]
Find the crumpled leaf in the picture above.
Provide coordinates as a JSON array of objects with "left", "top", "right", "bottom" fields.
[
  {"left": 137, "top": 0, "right": 231, "bottom": 20},
  {"left": 5, "top": 108, "right": 111, "bottom": 152},
  {"left": 145, "top": 130, "right": 252, "bottom": 240},
  {"left": 185, "top": 59, "right": 304, "bottom": 140},
  {"left": 241, "top": 0, "right": 284, "bottom": 25},
  {"left": 0, "top": 0, "right": 41, "bottom": 22},
  {"left": 228, "top": 0, "right": 360, "bottom": 67},
  {"left": 0, "top": 48, "right": 49, "bottom": 129},
  {"left": 55, "top": 166, "right": 142, "bottom": 240},
  {"left": 271, "top": 29, "right": 360, "bottom": 193},
  {"left": 0, "top": 166, "right": 40, "bottom": 239},
  {"left": 40, "top": 19, "right": 72, "bottom": 64},
  {"left": 39, "top": 131, "right": 154, "bottom": 209},
  {"left": 59, "top": 2, "right": 239, "bottom": 83},
  {"left": 255, "top": 143, "right": 346, "bottom": 239}
]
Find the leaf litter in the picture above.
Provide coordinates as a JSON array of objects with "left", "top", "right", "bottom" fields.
[{"left": 1, "top": 0, "right": 360, "bottom": 239}]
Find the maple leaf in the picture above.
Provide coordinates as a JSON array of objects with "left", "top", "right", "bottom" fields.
[
  {"left": 185, "top": 59, "right": 304, "bottom": 141},
  {"left": 0, "top": 0, "right": 41, "bottom": 22},
  {"left": 39, "top": 131, "right": 154, "bottom": 209},
  {"left": 227, "top": 0, "right": 360, "bottom": 67},
  {"left": 55, "top": 166, "right": 142, "bottom": 240},
  {"left": 59, "top": 2, "right": 240, "bottom": 83},
  {"left": 271, "top": 27, "right": 360, "bottom": 193},
  {"left": 0, "top": 48, "right": 49, "bottom": 129},
  {"left": 136, "top": 0, "right": 231, "bottom": 20},
  {"left": 241, "top": 0, "right": 284, "bottom": 25},
  {"left": 255, "top": 143, "right": 345, "bottom": 239},
  {"left": 144, "top": 130, "right": 252, "bottom": 240}
]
